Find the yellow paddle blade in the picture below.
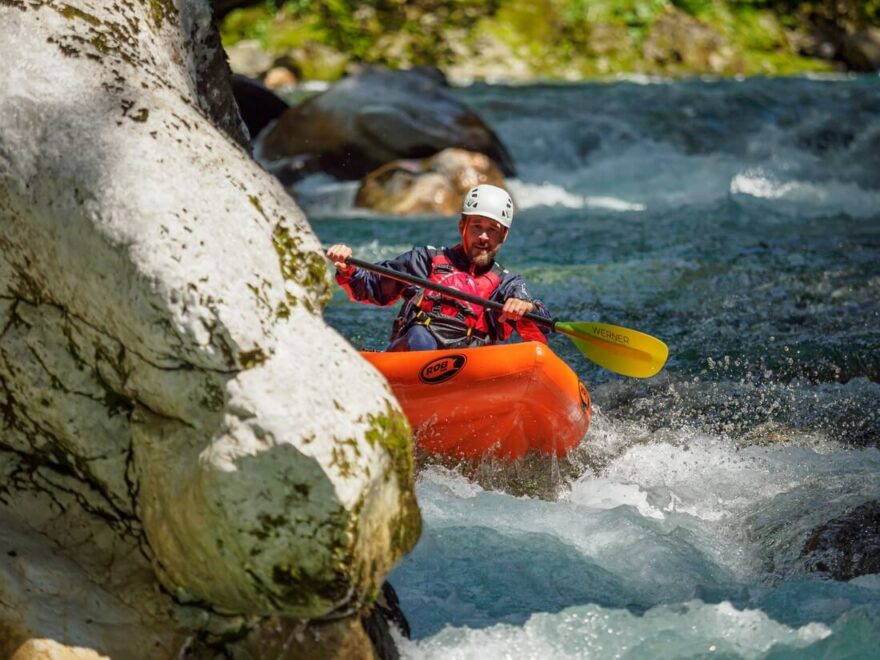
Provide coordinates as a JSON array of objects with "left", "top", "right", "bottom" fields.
[{"left": 554, "top": 321, "right": 669, "bottom": 378}]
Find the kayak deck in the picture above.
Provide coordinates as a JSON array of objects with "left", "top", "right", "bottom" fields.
[{"left": 361, "top": 342, "right": 591, "bottom": 460}]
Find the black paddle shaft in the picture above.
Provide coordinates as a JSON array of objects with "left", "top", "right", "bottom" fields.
[{"left": 345, "top": 257, "right": 556, "bottom": 329}]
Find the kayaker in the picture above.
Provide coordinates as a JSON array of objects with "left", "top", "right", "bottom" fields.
[{"left": 326, "top": 184, "right": 551, "bottom": 351}]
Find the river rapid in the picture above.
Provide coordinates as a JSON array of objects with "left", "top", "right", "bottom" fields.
[{"left": 303, "top": 75, "right": 880, "bottom": 659}]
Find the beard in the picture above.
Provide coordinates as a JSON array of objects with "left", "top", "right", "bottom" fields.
[{"left": 467, "top": 242, "right": 500, "bottom": 269}]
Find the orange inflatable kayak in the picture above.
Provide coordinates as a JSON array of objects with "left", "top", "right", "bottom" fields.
[{"left": 361, "top": 342, "right": 592, "bottom": 460}]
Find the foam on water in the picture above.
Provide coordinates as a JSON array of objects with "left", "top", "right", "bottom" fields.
[
  {"left": 398, "top": 600, "right": 832, "bottom": 660},
  {"left": 294, "top": 77, "right": 880, "bottom": 226},
  {"left": 850, "top": 574, "right": 880, "bottom": 590},
  {"left": 391, "top": 418, "right": 880, "bottom": 652},
  {"left": 730, "top": 167, "right": 880, "bottom": 218},
  {"left": 291, "top": 175, "right": 361, "bottom": 217},
  {"left": 508, "top": 180, "right": 647, "bottom": 212},
  {"left": 612, "top": 73, "right": 674, "bottom": 85},
  {"left": 300, "top": 80, "right": 331, "bottom": 91},
  {"left": 508, "top": 181, "right": 585, "bottom": 210}
]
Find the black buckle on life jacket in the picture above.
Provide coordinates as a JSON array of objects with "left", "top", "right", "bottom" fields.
[
  {"left": 423, "top": 293, "right": 475, "bottom": 320},
  {"left": 416, "top": 315, "right": 490, "bottom": 348}
]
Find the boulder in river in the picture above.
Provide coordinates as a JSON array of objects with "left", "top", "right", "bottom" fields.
[
  {"left": 256, "top": 66, "right": 516, "bottom": 183},
  {"left": 800, "top": 501, "right": 880, "bottom": 580},
  {"left": 0, "top": 0, "right": 419, "bottom": 656},
  {"left": 355, "top": 147, "right": 506, "bottom": 215}
]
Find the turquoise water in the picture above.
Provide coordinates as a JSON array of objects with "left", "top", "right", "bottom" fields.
[{"left": 303, "top": 76, "right": 880, "bottom": 658}]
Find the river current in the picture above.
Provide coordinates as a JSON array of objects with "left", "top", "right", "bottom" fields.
[{"left": 300, "top": 76, "right": 880, "bottom": 658}]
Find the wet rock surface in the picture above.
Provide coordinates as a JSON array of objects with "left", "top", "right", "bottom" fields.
[
  {"left": 800, "top": 500, "right": 880, "bottom": 580},
  {"left": 256, "top": 66, "right": 516, "bottom": 183},
  {"left": 1, "top": 0, "right": 419, "bottom": 656},
  {"left": 355, "top": 147, "right": 506, "bottom": 215}
]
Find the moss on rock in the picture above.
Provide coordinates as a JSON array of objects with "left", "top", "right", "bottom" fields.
[
  {"left": 272, "top": 223, "right": 331, "bottom": 313},
  {"left": 147, "top": 0, "right": 177, "bottom": 30},
  {"left": 58, "top": 4, "right": 101, "bottom": 26},
  {"left": 363, "top": 404, "right": 421, "bottom": 555}
]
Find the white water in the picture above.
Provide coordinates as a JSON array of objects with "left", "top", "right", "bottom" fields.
[
  {"left": 313, "top": 76, "right": 880, "bottom": 658},
  {"left": 392, "top": 416, "right": 880, "bottom": 657},
  {"left": 399, "top": 601, "right": 830, "bottom": 659}
]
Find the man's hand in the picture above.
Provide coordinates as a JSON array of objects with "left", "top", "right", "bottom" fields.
[
  {"left": 326, "top": 244, "right": 353, "bottom": 274},
  {"left": 500, "top": 298, "right": 535, "bottom": 322}
]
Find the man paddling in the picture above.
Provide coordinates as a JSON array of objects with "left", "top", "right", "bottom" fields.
[{"left": 326, "top": 184, "right": 551, "bottom": 351}]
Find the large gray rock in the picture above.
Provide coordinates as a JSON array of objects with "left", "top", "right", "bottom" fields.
[
  {"left": 0, "top": 1, "right": 419, "bottom": 656},
  {"left": 256, "top": 66, "right": 516, "bottom": 182}
]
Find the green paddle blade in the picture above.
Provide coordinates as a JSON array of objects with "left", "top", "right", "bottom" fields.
[{"left": 554, "top": 321, "right": 669, "bottom": 378}]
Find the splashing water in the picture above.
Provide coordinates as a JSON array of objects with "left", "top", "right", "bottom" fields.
[{"left": 309, "top": 76, "right": 880, "bottom": 658}]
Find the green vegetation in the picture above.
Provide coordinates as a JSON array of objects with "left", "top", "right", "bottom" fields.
[
  {"left": 220, "top": 0, "right": 880, "bottom": 81},
  {"left": 223, "top": 0, "right": 497, "bottom": 62}
]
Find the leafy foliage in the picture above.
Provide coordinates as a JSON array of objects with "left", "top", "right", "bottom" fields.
[
  {"left": 220, "top": 0, "right": 878, "bottom": 79},
  {"left": 223, "top": 0, "right": 499, "bottom": 65}
]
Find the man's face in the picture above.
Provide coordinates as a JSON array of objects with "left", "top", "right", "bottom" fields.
[{"left": 459, "top": 215, "right": 507, "bottom": 268}]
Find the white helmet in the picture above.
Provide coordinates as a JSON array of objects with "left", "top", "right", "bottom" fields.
[{"left": 461, "top": 184, "right": 514, "bottom": 229}]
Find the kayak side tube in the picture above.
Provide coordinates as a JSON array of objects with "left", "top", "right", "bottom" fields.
[{"left": 361, "top": 342, "right": 591, "bottom": 460}]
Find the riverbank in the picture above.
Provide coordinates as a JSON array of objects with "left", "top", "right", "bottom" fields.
[{"left": 219, "top": 0, "right": 880, "bottom": 85}]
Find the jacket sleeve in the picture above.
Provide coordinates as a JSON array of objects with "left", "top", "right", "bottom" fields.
[
  {"left": 491, "top": 274, "right": 552, "bottom": 344},
  {"left": 335, "top": 247, "right": 432, "bottom": 306}
]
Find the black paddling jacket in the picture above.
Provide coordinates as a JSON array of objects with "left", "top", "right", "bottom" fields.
[{"left": 336, "top": 244, "right": 551, "bottom": 345}]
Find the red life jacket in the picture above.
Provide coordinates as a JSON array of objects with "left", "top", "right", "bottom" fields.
[{"left": 393, "top": 247, "right": 509, "bottom": 347}]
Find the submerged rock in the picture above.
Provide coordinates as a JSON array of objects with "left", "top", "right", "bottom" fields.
[
  {"left": 800, "top": 501, "right": 880, "bottom": 580},
  {"left": 256, "top": 66, "right": 516, "bottom": 182},
  {"left": 0, "top": 0, "right": 419, "bottom": 656},
  {"left": 355, "top": 147, "right": 506, "bottom": 215}
]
